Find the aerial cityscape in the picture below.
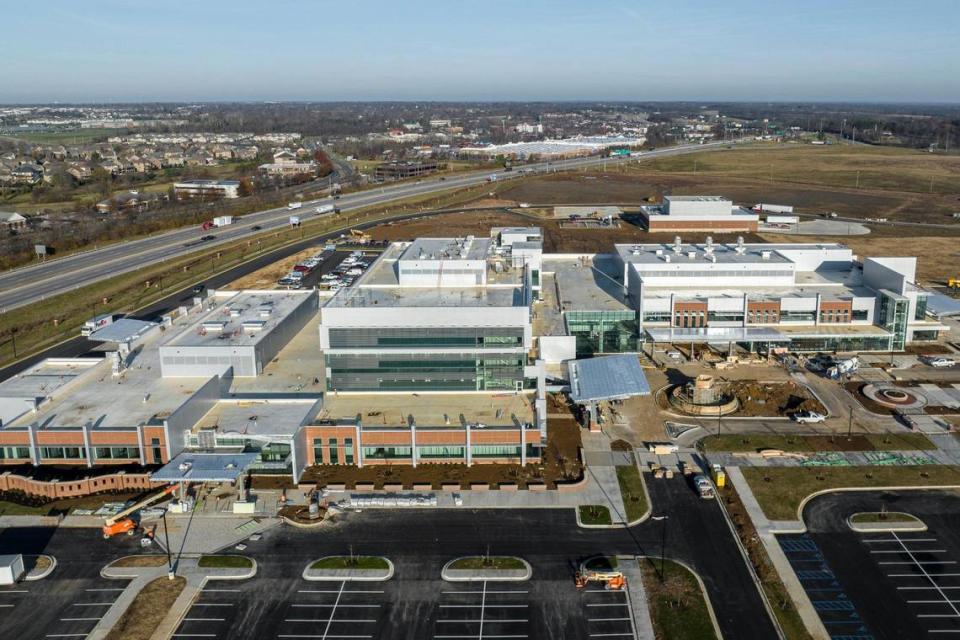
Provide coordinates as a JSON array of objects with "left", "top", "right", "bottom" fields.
[{"left": 1, "top": 2, "right": 960, "bottom": 639}]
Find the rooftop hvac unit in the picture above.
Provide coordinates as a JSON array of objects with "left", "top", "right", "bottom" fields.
[
  {"left": 687, "top": 250, "right": 696, "bottom": 259},
  {"left": 761, "top": 251, "right": 772, "bottom": 260},
  {"left": 663, "top": 255, "right": 671, "bottom": 263},
  {"left": 706, "top": 236, "right": 713, "bottom": 247},
  {"left": 655, "top": 249, "right": 663, "bottom": 256},
  {"left": 708, "top": 254, "right": 717, "bottom": 262}
]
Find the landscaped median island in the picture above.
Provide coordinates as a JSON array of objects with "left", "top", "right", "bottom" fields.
[
  {"left": 741, "top": 465, "right": 960, "bottom": 521},
  {"left": 701, "top": 432, "right": 935, "bottom": 454},
  {"left": 304, "top": 556, "right": 393, "bottom": 581},
  {"left": 104, "top": 576, "right": 186, "bottom": 640},
  {"left": 579, "top": 505, "right": 613, "bottom": 525},
  {"left": 442, "top": 556, "right": 531, "bottom": 582},
  {"left": 616, "top": 461, "right": 649, "bottom": 522},
  {"left": 640, "top": 558, "right": 718, "bottom": 640},
  {"left": 109, "top": 555, "right": 169, "bottom": 569},
  {"left": 848, "top": 511, "right": 925, "bottom": 531},
  {"left": 197, "top": 555, "right": 254, "bottom": 569}
]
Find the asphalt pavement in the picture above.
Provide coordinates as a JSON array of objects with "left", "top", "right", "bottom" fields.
[
  {"left": 0, "top": 141, "right": 733, "bottom": 312},
  {"left": 792, "top": 489, "right": 960, "bottom": 639},
  {"left": 0, "top": 475, "right": 776, "bottom": 640}
]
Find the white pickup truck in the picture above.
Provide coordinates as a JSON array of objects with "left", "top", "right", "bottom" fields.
[{"left": 287, "top": 202, "right": 303, "bottom": 210}]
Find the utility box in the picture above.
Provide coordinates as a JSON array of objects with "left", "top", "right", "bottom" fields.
[
  {"left": 0, "top": 554, "right": 25, "bottom": 585},
  {"left": 712, "top": 464, "right": 726, "bottom": 489},
  {"left": 233, "top": 500, "right": 256, "bottom": 515}
]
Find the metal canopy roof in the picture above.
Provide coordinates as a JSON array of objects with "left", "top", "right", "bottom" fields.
[
  {"left": 151, "top": 451, "right": 259, "bottom": 483},
  {"left": 568, "top": 354, "right": 650, "bottom": 404},
  {"left": 89, "top": 318, "right": 159, "bottom": 343},
  {"left": 925, "top": 292, "right": 960, "bottom": 318},
  {"left": 644, "top": 327, "right": 788, "bottom": 343}
]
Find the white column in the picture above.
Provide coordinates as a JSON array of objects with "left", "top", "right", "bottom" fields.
[
  {"left": 815, "top": 293, "right": 822, "bottom": 326},
  {"left": 136, "top": 424, "right": 146, "bottom": 466},
  {"left": 411, "top": 424, "right": 418, "bottom": 468},
  {"left": 82, "top": 422, "right": 93, "bottom": 468},
  {"left": 520, "top": 429, "right": 526, "bottom": 466},
  {"left": 355, "top": 422, "right": 363, "bottom": 468},
  {"left": 27, "top": 422, "right": 39, "bottom": 466},
  {"left": 465, "top": 424, "right": 472, "bottom": 467}
]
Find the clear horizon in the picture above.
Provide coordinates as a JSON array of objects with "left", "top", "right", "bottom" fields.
[{"left": 2, "top": 0, "right": 959, "bottom": 103}]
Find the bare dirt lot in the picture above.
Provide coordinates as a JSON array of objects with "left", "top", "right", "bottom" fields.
[{"left": 224, "top": 245, "right": 326, "bottom": 289}]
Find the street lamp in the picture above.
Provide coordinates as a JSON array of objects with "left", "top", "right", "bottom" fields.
[
  {"left": 651, "top": 515, "right": 669, "bottom": 582},
  {"left": 162, "top": 510, "right": 174, "bottom": 579}
]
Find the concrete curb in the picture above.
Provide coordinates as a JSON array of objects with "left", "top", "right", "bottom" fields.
[
  {"left": 281, "top": 515, "right": 327, "bottom": 528},
  {"left": 574, "top": 460, "right": 652, "bottom": 529},
  {"left": 846, "top": 513, "right": 927, "bottom": 533},
  {"left": 24, "top": 554, "right": 56, "bottom": 581},
  {"left": 793, "top": 483, "right": 960, "bottom": 526},
  {"left": 441, "top": 557, "right": 532, "bottom": 582},
  {"left": 639, "top": 556, "right": 724, "bottom": 640},
  {"left": 302, "top": 557, "right": 394, "bottom": 582}
]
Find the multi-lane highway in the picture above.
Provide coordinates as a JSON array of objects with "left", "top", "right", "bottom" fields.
[{"left": 0, "top": 141, "right": 733, "bottom": 312}]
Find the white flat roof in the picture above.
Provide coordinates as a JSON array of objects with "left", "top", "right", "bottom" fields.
[{"left": 165, "top": 290, "right": 314, "bottom": 348}]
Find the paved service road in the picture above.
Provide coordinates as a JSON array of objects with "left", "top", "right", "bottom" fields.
[
  {"left": 0, "top": 142, "right": 734, "bottom": 312},
  {"left": 797, "top": 489, "right": 960, "bottom": 639}
]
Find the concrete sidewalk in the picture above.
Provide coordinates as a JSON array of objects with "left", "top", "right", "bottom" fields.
[
  {"left": 725, "top": 466, "right": 829, "bottom": 640},
  {"left": 92, "top": 556, "right": 256, "bottom": 640},
  {"left": 619, "top": 556, "right": 655, "bottom": 639}
]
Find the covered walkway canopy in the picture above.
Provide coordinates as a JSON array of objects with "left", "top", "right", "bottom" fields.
[
  {"left": 152, "top": 451, "right": 259, "bottom": 483},
  {"left": 568, "top": 354, "right": 651, "bottom": 405},
  {"left": 644, "top": 326, "right": 788, "bottom": 344}
]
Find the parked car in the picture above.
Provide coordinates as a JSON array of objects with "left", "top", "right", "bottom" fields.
[
  {"left": 666, "top": 350, "right": 683, "bottom": 360},
  {"left": 928, "top": 357, "right": 957, "bottom": 368},
  {"left": 791, "top": 411, "right": 826, "bottom": 424},
  {"left": 251, "top": 225, "right": 262, "bottom": 231}
]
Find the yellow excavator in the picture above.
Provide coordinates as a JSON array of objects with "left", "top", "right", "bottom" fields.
[{"left": 102, "top": 485, "right": 176, "bottom": 539}]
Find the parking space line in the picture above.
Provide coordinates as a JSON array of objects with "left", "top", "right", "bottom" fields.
[
  {"left": 872, "top": 549, "right": 948, "bottom": 554},
  {"left": 291, "top": 603, "right": 380, "bottom": 608},
  {"left": 880, "top": 561, "right": 956, "bottom": 565},
  {"left": 183, "top": 617, "right": 225, "bottom": 622},
  {"left": 439, "top": 604, "right": 529, "bottom": 608},
  {"left": 437, "top": 619, "right": 529, "bottom": 623},
  {"left": 865, "top": 538, "right": 938, "bottom": 543},
  {"left": 172, "top": 635, "right": 218, "bottom": 638},
  {"left": 891, "top": 531, "right": 960, "bottom": 625},
  {"left": 60, "top": 617, "right": 101, "bottom": 621},
  {"left": 74, "top": 602, "right": 115, "bottom": 606},
  {"left": 0, "top": 589, "right": 29, "bottom": 593},
  {"left": 319, "top": 581, "right": 346, "bottom": 640},
  {"left": 908, "top": 600, "right": 960, "bottom": 604},
  {"left": 441, "top": 590, "right": 527, "bottom": 595},
  {"left": 585, "top": 603, "right": 628, "bottom": 607},
  {"left": 192, "top": 602, "right": 233, "bottom": 606},
  {"left": 86, "top": 588, "right": 125, "bottom": 592},
  {"left": 587, "top": 634, "right": 634, "bottom": 638},
  {"left": 900, "top": 586, "right": 960, "bottom": 590},
  {"left": 298, "top": 589, "right": 384, "bottom": 594},
  {"left": 0, "top": 604, "right": 14, "bottom": 608},
  {"left": 46, "top": 635, "right": 89, "bottom": 638},
  {"left": 889, "top": 573, "right": 960, "bottom": 578},
  {"left": 203, "top": 589, "right": 240, "bottom": 593},
  {"left": 287, "top": 618, "right": 378, "bottom": 623}
]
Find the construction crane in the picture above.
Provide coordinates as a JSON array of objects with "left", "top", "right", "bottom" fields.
[
  {"left": 102, "top": 485, "right": 176, "bottom": 539},
  {"left": 574, "top": 564, "right": 627, "bottom": 591}
]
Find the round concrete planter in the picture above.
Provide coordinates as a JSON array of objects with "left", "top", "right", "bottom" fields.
[
  {"left": 24, "top": 555, "right": 56, "bottom": 581},
  {"left": 303, "top": 556, "right": 394, "bottom": 582},
  {"left": 441, "top": 556, "right": 531, "bottom": 582}
]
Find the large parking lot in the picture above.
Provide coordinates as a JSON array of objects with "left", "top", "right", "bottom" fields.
[{"left": 790, "top": 489, "right": 960, "bottom": 639}]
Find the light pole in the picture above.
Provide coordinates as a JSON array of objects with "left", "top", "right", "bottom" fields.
[
  {"left": 651, "top": 515, "right": 669, "bottom": 582},
  {"left": 162, "top": 510, "right": 174, "bottom": 579}
]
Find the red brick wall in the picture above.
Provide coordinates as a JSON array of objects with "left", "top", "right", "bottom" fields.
[
  {"left": 0, "top": 471, "right": 163, "bottom": 499},
  {"left": 648, "top": 219, "right": 758, "bottom": 232}
]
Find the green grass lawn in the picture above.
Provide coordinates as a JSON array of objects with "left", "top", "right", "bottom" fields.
[
  {"left": 579, "top": 504, "right": 613, "bottom": 525},
  {"left": 448, "top": 556, "right": 526, "bottom": 571},
  {"left": 641, "top": 558, "right": 718, "bottom": 640},
  {"left": 701, "top": 432, "right": 935, "bottom": 453},
  {"left": 197, "top": 555, "right": 253, "bottom": 569},
  {"left": 850, "top": 511, "right": 921, "bottom": 524},
  {"left": 310, "top": 556, "right": 389, "bottom": 570},
  {"left": 616, "top": 462, "right": 649, "bottom": 522},
  {"left": 742, "top": 466, "right": 960, "bottom": 520}
]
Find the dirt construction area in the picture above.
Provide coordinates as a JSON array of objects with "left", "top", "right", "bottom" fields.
[{"left": 224, "top": 245, "right": 327, "bottom": 289}]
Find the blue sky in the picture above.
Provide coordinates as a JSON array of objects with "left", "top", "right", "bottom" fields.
[{"left": 1, "top": 0, "right": 958, "bottom": 103}]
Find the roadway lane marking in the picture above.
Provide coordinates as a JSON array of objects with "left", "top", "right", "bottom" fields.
[
  {"left": 286, "top": 619, "right": 377, "bottom": 623},
  {"left": 298, "top": 589, "right": 383, "bottom": 594},
  {"left": 0, "top": 589, "right": 29, "bottom": 593},
  {"left": 74, "top": 602, "right": 115, "bottom": 606},
  {"left": 183, "top": 617, "right": 225, "bottom": 622},
  {"left": 872, "top": 549, "right": 947, "bottom": 554},
  {"left": 0, "top": 604, "right": 14, "bottom": 608},
  {"left": 879, "top": 561, "right": 956, "bottom": 565}
]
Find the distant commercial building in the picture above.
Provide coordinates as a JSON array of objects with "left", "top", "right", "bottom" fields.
[
  {"left": 640, "top": 196, "right": 759, "bottom": 232},
  {"left": 459, "top": 135, "right": 644, "bottom": 160},
  {"left": 173, "top": 179, "right": 240, "bottom": 200},
  {"left": 373, "top": 160, "right": 440, "bottom": 181},
  {"left": 258, "top": 149, "right": 317, "bottom": 176},
  {"left": 0, "top": 211, "right": 27, "bottom": 231},
  {"left": 96, "top": 190, "right": 166, "bottom": 213}
]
